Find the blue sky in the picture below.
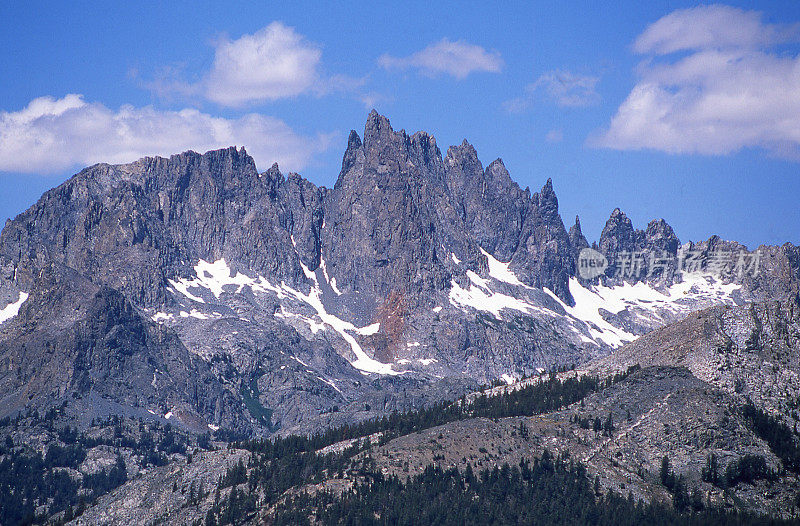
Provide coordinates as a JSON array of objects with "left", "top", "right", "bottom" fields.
[{"left": 1, "top": 1, "right": 799, "bottom": 248}]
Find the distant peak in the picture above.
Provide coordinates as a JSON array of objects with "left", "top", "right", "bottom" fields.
[
  {"left": 535, "top": 177, "right": 559, "bottom": 215},
  {"left": 486, "top": 158, "right": 506, "bottom": 170},
  {"left": 569, "top": 214, "right": 589, "bottom": 250},
  {"left": 347, "top": 130, "right": 362, "bottom": 150},
  {"left": 446, "top": 140, "right": 479, "bottom": 163},
  {"left": 485, "top": 159, "right": 511, "bottom": 184},
  {"left": 603, "top": 208, "right": 634, "bottom": 233},
  {"left": 410, "top": 130, "right": 436, "bottom": 145},
  {"left": 361, "top": 110, "right": 400, "bottom": 153},
  {"left": 261, "top": 162, "right": 283, "bottom": 188},
  {"left": 365, "top": 110, "right": 392, "bottom": 132}
]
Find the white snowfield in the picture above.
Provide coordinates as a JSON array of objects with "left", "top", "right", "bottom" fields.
[
  {"left": 167, "top": 259, "right": 401, "bottom": 375},
  {"left": 164, "top": 252, "right": 741, "bottom": 376},
  {"left": 0, "top": 291, "right": 29, "bottom": 325},
  {"left": 449, "top": 247, "right": 741, "bottom": 349},
  {"left": 480, "top": 248, "right": 526, "bottom": 287}
]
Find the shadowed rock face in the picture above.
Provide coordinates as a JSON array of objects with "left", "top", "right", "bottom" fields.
[
  {"left": 443, "top": 138, "right": 575, "bottom": 302},
  {"left": 568, "top": 215, "right": 589, "bottom": 253},
  {"left": 0, "top": 263, "right": 248, "bottom": 432},
  {"left": 322, "top": 112, "right": 479, "bottom": 304}
]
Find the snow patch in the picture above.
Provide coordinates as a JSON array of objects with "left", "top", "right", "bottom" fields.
[
  {"left": 0, "top": 291, "right": 28, "bottom": 325},
  {"left": 480, "top": 248, "right": 526, "bottom": 287},
  {"left": 319, "top": 258, "right": 341, "bottom": 295},
  {"left": 288, "top": 260, "right": 401, "bottom": 375},
  {"left": 544, "top": 280, "right": 636, "bottom": 347},
  {"left": 291, "top": 355, "right": 310, "bottom": 367},
  {"left": 355, "top": 322, "right": 380, "bottom": 336},
  {"left": 417, "top": 358, "right": 437, "bottom": 365},
  {"left": 449, "top": 278, "right": 539, "bottom": 319},
  {"left": 179, "top": 309, "right": 208, "bottom": 320},
  {"left": 544, "top": 275, "right": 741, "bottom": 348},
  {"left": 152, "top": 312, "right": 174, "bottom": 323},
  {"left": 275, "top": 306, "right": 325, "bottom": 334},
  {"left": 501, "top": 374, "right": 515, "bottom": 385},
  {"left": 170, "top": 259, "right": 401, "bottom": 375},
  {"left": 318, "top": 376, "right": 342, "bottom": 394},
  {"left": 169, "top": 258, "right": 289, "bottom": 303}
]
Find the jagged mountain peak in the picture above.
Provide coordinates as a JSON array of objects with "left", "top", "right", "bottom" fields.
[
  {"left": 599, "top": 207, "right": 639, "bottom": 254},
  {"left": 444, "top": 139, "right": 481, "bottom": 174},
  {"left": 607, "top": 207, "right": 631, "bottom": 225},
  {"left": 484, "top": 158, "right": 513, "bottom": 186},
  {"left": 534, "top": 177, "right": 559, "bottom": 218},
  {"left": 133, "top": 145, "right": 256, "bottom": 174},
  {"left": 363, "top": 110, "right": 401, "bottom": 150},
  {"left": 645, "top": 218, "right": 680, "bottom": 253},
  {"left": 569, "top": 215, "right": 589, "bottom": 251}
]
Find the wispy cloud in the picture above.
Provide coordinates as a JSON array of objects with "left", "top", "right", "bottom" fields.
[
  {"left": 545, "top": 129, "right": 564, "bottom": 144},
  {"left": 378, "top": 39, "right": 503, "bottom": 79},
  {"left": 504, "top": 70, "right": 600, "bottom": 112},
  {"left": 0, "top": 94, "right": 333, "bottom": 174},
  {"left": 633, "top": 4, "right": 800, "bottom": 55},
  {"left": 593, "top": 4, "right": 800, "bottom": 158}
]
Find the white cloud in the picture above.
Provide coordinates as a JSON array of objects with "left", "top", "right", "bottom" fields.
[
  {"left": 147, "top": 22, "right": 368, "bottom": 107},
  {"left": 0, "top": 94, "right": 332, "bottom": 174},
  {"left": 503, "top": 70, "right": 600, "bottom": 112},
  {"left": 594, "top": 5, "right": 800, "bottom": 158},
  {"left": 378, "top": 39, "right": 503, "bottom": 79},
  {"left": 545, "top": 129, "right": 564, "bottom": 143},
  {"left": 535, "top": 71, "right": 601, "bottom": 107},
  {"left": 204, "top": 22, "right": 322, "bottom": 106},
  {"left": 633, "top": 4, "right": 799, "bottom": 55}
]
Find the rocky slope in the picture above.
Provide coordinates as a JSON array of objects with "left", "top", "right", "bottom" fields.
[
  {"left": 586, "top": 294, "right": 800, "bottom": 425},
  {"left": 70, "top": 366, "right": 800, "bottom": 524}
]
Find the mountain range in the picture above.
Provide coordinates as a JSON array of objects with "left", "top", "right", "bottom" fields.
[{"left": 1, "top": 112, "right": 800, "bottom": 524}]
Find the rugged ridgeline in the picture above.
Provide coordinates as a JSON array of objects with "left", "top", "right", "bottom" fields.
[{"left": 0, "top": 111, "right": 798, "bottom": 439}]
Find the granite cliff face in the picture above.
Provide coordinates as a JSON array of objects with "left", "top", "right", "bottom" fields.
[
  {"left": 0, "top": 112, "right": 798, "bottom": 439},
  {"left": 322, "top": 111, "right": 575, "bottom": 305}
]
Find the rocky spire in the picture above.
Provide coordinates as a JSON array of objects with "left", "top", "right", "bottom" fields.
[
  {"left": 599, "top": 208, "right": 641, "bottom": 255},
  {"left": 569, "top": 215, "right": 589, "bottom": 251},
  {"left": 644, "top": 218, "right": 679, "bottom": 255}
]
